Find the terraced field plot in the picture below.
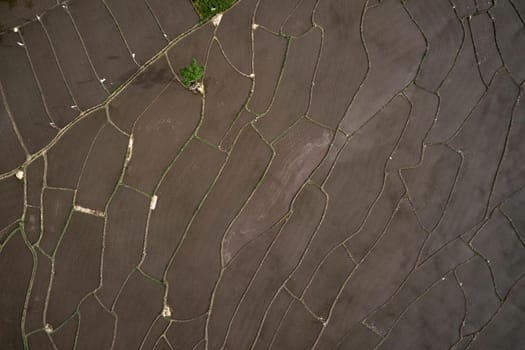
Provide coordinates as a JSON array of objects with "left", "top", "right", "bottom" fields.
[{"left": 1, "top": 0, "right": 525, "bottom": 349}]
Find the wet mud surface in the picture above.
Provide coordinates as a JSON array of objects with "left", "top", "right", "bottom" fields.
[{"left": 0, "top": 0, "right": 524, "bottom": 349}]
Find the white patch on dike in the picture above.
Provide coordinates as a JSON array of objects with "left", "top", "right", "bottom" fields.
[
  {"left": 197, "top": 83, "right": 205, "bottom": 95},
  {"left": 150, "top": 195, "right": 158, "bottom": 210},
  {"left": 15, "top": 170, "right": 24, "bottom": 180},
  {"left": 212, "top": 13, "right": 223, "bottom": 27},
  {"left": 126, "top": 136, "right": 134, "bottom": 162},
  {"left": 161, "top": 304, "right": 171, "bottom": 318},
  {"left": 252, "top": 23, "right": 259, "bottom": 30},
  {"left": 13, "top": 27, "right": 19, "bottom": 32},
  {"left": 74, "top": 205, "right": 104, "bottom": 217},
  {"left": 44, "top": 323, "right": 53, "bottom": 333}
]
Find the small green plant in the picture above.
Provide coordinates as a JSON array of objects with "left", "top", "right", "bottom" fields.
[
  {"left": 179, "top": 58, "right": 205, "bottom": 88},
  {"left": 193, "top": 0, "right": 235, "bottom": 21},
  {"left": 0, "top": 0, "right": 18, "bottom": 9}
]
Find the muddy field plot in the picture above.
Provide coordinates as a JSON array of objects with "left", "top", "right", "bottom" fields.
[{"left": 1, "top": 0, "right": 525, "bottom": 349}]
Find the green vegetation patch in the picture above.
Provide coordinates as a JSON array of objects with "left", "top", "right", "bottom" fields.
[
  {"left": 0, "top": 0, "right": 33, "bottom": 10},
  {"left": 179, "top": 58, "right": 205, "bottom": 88},
  {"left": 193, "top": 0, "right": 235, "bottom": 21},
  {"left": 0, "top": 0, "right": 18, "bottom": 9}
]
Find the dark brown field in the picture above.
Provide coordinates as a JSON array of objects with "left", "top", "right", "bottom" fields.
[{"left": 1, "top": 0, "right": 524, "bottom": 349}]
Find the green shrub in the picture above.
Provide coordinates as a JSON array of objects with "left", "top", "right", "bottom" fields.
[
  {"left": 193, "top": 0, "right": 235, "bottom": 21},
  {"left": 179, "top": 58, "right": 205, "bottom": 88},
  {"left": 0, "top": 0, "right": 33, "bottom": 9}
]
